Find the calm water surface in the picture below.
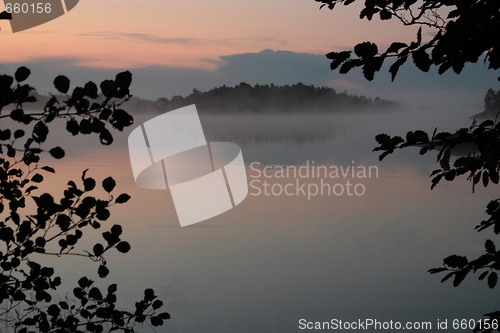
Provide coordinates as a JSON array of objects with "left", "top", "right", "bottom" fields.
[{"left": 30, "top": 107, "right": 499, "bottom": 332}]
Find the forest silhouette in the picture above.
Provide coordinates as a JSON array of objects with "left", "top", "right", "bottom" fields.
[{"left": 27, "top": 82, "right": 401, "bottom": 114}]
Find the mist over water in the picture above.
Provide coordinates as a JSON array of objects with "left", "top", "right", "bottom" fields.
[{"left": 27, "top": 102, "right": 496, "bottom": 333}]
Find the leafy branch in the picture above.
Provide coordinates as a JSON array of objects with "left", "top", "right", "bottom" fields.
[
  {"left": 0, "top": 67, "right": 169, "bottom": 333},
  {"left": 317, "top": 0, "right": 500, "bottom": 81}
]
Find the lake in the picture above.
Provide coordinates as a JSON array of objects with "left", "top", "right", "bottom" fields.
[{"left": 25, "top": 105, "right": 498, "bottom": 332}]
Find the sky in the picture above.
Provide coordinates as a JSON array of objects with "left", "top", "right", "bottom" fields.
[{"left": 1, "top": 0, "right": 499, "bottom": 107}]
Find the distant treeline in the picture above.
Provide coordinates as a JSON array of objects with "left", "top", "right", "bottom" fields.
[
  {"left": 27, "top": 83, "right": 400, "bottom": 114},
  {"left": 471, "top": 88, "right": 500, "bottom": 118},
  {"left": 127, "top": 83, "right": 401, "bottom": 114}
]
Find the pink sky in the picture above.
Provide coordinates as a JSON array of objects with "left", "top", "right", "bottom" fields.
[{"left": 1, "top": 0, "right": 418, "bottom": 69}]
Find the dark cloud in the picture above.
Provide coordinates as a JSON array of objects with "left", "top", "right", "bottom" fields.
[
  {"left": 1, "top": 49, "right": 497, "bottom": 107},
  {"left": 218, "top": 49, "right": 332, "bottom": 85}
]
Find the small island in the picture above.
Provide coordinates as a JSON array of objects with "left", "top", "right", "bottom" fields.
[
  {"left": 25, "top": 82, "right": 401, "bottom": 114},
  {"left": 126, "top": 82, "right": 401, "bottom": 114}
]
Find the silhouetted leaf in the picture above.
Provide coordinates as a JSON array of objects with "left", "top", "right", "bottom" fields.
[
  {"left": 444, "top": 170, "right": 456, "bottom": 181},
  {"left": 7, "top": 145, "right": 15, "bottom": 157},
  {"left": 488, "top": 272, "right": 498, "bottom": 288},
  {"left": 389, "top": 56, "right": 407, "bottom": 81},
  {"left": 412, "top": 49, "right": 431, "bottom": 72},
  {"left": 84, "top": 81, "right": 98, "bottom": 99},
  {"left": 339, "top": 59, "right": 361, "bottom": 74},
  {"left": 82, "top": 197, "right": 96, "bottom": 208},
  {"left": 99, "top": 128, "right": 113, "bottom": 145},
  {"left": 152, "top": 300, "right": 163, "bottom": 310},
  {"left": 75, "top": 204, "right": 91, "bottom": 219},
  {"left": 96, "top": 208, "right": 110, "bottom": 221},
  {"left": 89, "top": 287, "right": 103, "bottom": 300},
  {"left": 354, "top": 42, "right": 378, "bottom": 58},
  {"left": 54, "top": 75, "right": 70, "bottom": 94},
  {"left": 40, "top": 267, "right": 54, "bottom": 277},
  {"left": 158, "top": 312, "right": 170, "bottom": 320},
  {"left": 111, "top": 225, "right": 122, "bottom": 236},
  {"left": 14, "top": 129, "right": 24, "bottom": 139},
  {"left": 66, "top": 119, "right": 79, "bottom": 135},
  {"left": 93, "top": 243, "right": 104, "bottom": 256},
  {"left": 115, "top": 71, "right": 132, "bottom": 89},
  {"left": 33, "top": 121, "right": 49, "bottom": 143},
  {"left": 73, "top": 287, "right": 84, "bottom": 299},
  {"left": 91, "top": 118, "right": 105, "bottom": 133},
  {"left": 387, "top": 42, "right": 407, "bottom": 54},
  {"left": 379, "top": 9, "right": 392, "bottom": 20},
  {"left": 326, "top": 51, "right": 352, "bottom": 70},
  {"left": 438, "top": 62, "right": 452, "bottom": 75},
  {"left": 35, "top": 237, "right": 46, "bottom": 247},
  {"left": 485, "top": 239, "right": 496, "bottom": 254},
  {"left": 10, "top": 109, "right": 24, "bottom": 122},
  {"left": 416, "top": 27, "right": 422, "bottom": 45},
  {"left": 100, "top": 80, "right": 117, "bottom": 99},
  {"left": 135, "top": 315, "right": 146, "bottom": 323},
  {"left": 151, "top": 316, "right": 163, "bottom": 326},
  {"left": 110, "top": 109, "right": 133, "bottom": 131},
  {"left": 144, "top": 289, "right": 156, "bottom": 301},
  {"left": 66, "top": 234, "right": 77, "bottom": 246},
  {"left": 108, "top": 284, "right": 117, "bottom": 294},
  {"left": 444, "top": 255, "right": 468, "bottom": 269},
  {"left": 115, "top": 194, "right": 130, "bottom": 204},
  {"left": 15, "top": 67, "right": 31, "bottom": 82},
  {"left": 428, "top": 267, "right": 447, "bottom": 274},
  {"left": 84, "top": 178, "right": 96, "bottom": 192},
  {"left": 102, "top": 177, "right": 116, "bottom": 193},
  {"left": 431, "top": 173, "right": 443, "bottom": 189},
  {"left": 453, "top": 270, "right": 468, "bottom": 287},
  {"left": 452, "top": 60, "right": 464, "bottom": 74},
  {"left": 360, "top": 5, "right": 379, "bottom": 20},
  {"left": 78, "top": 276, "right": 92, "bottom": 288},
  {"left": 41, "top": 166, "right": 55, "bottom": 173},
  {"left": 419, "top": 146, "right": 429, "bottom": 155},
  {"left": 102, "top": 231, "right": 119, "bottom": 246},
  {"left": 115, "top": 241, "right": 130, "bottom": 253},
  {"left": 49, "top": 147, "right": 65, "bottom": 159},
  {"left": 479, "top": 271, "right": 489, "bottom": 281},
  {"left": 80, "top": 119, "right": 92, "bottom": 135},
  {"left": 375, "top": 133, "right": 391, "bottom": 144},
  {"left": 47, "top": 304, "right": 60, "bottom": 317},
  {"left": 0, "top": 10, "right": 12, "bottom": 19},
  {"left": 99, "top": 108, "right": 112, "bottom": 120},
  {"left": 31, "top": 174, "right": 43, "bottom": 183},
  {"left": 362, "top": 57, "right": 384, "bottom": 81},
  {"left": 0, "top": 129, "right": 11, "bottom": 140},
  {"left": 483, "top": 171, "right": 489, "bottom": 187},
  {"left": 98, "top": 265, "right": 109, "bottom": 278}
]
